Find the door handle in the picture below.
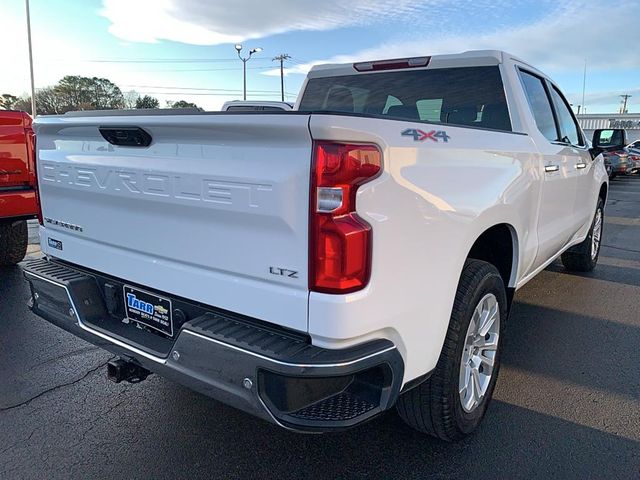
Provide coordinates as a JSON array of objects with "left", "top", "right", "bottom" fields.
[
  {"left": 575, "top": 162, "right": 587, "bottom": 169},
  {"left": 544, "top": 165, "right": 559, "bottom": 173}
]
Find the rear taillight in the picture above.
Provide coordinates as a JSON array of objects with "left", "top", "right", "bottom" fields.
[{"left": 310, "top": 141, "right": 382, "bottom": 294}]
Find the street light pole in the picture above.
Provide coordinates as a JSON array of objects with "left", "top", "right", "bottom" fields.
[
  {"left": 25, "top": 0, "right": 36, "bottom": 116},
  {"left": 242, "top": 58, "right": 247, "bottom": 101},
  {"left": 581, "top": 59, "right": 586, "bottom": 116},
  {"left": 235, "top": 44, "right": 263, "bottom": 101}
]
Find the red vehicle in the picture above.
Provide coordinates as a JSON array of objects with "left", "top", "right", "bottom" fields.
[{"left": 0, "top": 111, "right": 38, "bottom": 265}]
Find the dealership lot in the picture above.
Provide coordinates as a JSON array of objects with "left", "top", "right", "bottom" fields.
[{"left": 1, "top": 178, "right": 639, "bottom": 479}]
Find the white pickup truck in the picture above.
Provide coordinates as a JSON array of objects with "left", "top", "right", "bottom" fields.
[{"left": 25, "top": 50, "right": 615, "bottom": 441}]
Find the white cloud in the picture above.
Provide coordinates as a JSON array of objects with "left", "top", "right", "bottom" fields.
[
  {"left": 264, "top": 0, "right": 640, "bottom": 77},
  {"left": 0, "top": 9, "right": 86, "bottom": 96},
  {"left": 100, "top": 0, "right": 430, "bottom": 45},
  {"left": 576, "top": 88, "right": 640, "bottom": 107}
]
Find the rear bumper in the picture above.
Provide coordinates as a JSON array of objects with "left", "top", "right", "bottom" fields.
[
  {"left": 0, "top": 188, "right": 37, "bottom": 220},
  {"left": 23, "top": 258, "right": 404, "bottom": 432},
  {"left": 614, "top": 163, "right": 632, "bottom": 174}
]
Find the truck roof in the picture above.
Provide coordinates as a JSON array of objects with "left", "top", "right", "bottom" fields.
[{"left": 306, "top": 50, "right": 535, "bottom": 79}]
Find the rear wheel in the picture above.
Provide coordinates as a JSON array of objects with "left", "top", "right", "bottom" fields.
[
  {"left": 396, "top": 259, "right": 507, "bottom": 441},
  {"left": 0, "top": 220, "right": 29, "bottom": 266},
  {"left": 561, "top": 198, "right": 604, "bottom": 272}
]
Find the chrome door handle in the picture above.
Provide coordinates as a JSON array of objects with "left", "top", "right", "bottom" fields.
[
  {"left": 575, "top": 162, "right": 587, "bottom": 169},
  {"left": 545, "top": 165, "right": 559, "bottom": 173}
]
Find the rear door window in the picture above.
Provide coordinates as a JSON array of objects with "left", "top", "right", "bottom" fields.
[
  {"left": 298, "top": 66, "right": 512, "bottom": 131},
  {"left": 549, "top": 86, "right": 583, "bottom": 146},
  {"left": 518, "top": 70, "right": 558, "bottom": 142}
]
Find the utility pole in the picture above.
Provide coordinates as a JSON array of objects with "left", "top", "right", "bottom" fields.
[
  {"left": 620, "top": 94, "right": 632, "bottom": 114},
  {"left": 273, "top": 54, "right": 291, "bottom": 102},
  {"left": 25, "top": 0, "right": 36, "bottom": 116}
]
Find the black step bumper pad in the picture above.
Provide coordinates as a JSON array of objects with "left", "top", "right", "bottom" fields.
[{"left": 23, "top": 258, "right": 404, "bottom": 431}]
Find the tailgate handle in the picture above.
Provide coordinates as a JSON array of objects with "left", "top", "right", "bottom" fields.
[{"left": 99, "top": 126, "right": 152, "bottom": 147}]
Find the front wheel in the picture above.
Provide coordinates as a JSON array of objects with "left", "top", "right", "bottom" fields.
[
  {"left": 396, "top": 259, "right": 507, "bottom": 441},
  {"left": 561, "top": 198, "right": 604, "bottom": 272},
  {"left": 0, "top": 220, "right": 29, "bottom": 266}
]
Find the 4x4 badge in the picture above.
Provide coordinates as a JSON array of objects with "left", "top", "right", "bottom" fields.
[{"left": 401, "top": 128, "right": 450, "bottom": 142}]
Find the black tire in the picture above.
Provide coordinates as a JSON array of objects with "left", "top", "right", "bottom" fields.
[
  {"left": 561, "top": 198, "right": 604, "bottom": 272},
  {"left": 0, "top": 220, "right": 29, "bottom": 266},
  {"left": 396, "top": 259, "right": 507, "bottom": 441}
]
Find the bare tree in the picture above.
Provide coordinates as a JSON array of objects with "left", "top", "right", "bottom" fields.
[
  {"left": 14, "top": 87, "right": 63, "bottom": 115},
  {"left": 123, "top": 90, "right": 140, "bottom": 109}
]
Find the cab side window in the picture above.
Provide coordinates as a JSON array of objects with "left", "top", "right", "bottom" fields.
[
  {"left": 549, "top": 86, "right": 583, "bottom": 146},
  {"left": 519, "top": 70, "right": 557, "bottom": 142}
]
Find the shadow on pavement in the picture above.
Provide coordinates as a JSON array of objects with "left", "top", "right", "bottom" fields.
[
  {"left": 503, "top": 301, "right": 640, "bottom": 400},
  {"left": 78, "top": 386, "right": 639, "bottom": 480}
]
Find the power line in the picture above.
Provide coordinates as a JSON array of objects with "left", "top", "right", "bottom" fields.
[
  {"left": 76, "top": 57, "right": 273, "bottom": 64},
  {"left": 112, "top": 66, "right": 273, "bottom": 73},
  {"left": 120, "top": 84, "right": 286, "bottom": 93},
  {"left": 287, "top": 58, "right": 309, "bottom": 66},
  {"left": 132, "top": 91, "right": 295, "bottom": 97}
]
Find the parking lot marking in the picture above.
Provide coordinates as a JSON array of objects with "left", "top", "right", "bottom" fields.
[
  {"left": 598, "top": 255, "right": 640, "bottom": 270},
  {"left": 605, "top": 216, "right": 640, "bottom": 226}
]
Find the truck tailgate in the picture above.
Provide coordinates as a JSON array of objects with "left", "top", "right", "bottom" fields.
[
  {"left": 0, "top": 111, "right": 33, "bottom": 188},
  {"left": 34, "top": 114, "right": 312, "bottom": 332}
]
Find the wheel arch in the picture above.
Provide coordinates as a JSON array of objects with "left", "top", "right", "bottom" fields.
[
  {"left": 599, "top": 182, "right": 608, "bottom": 204},
  {"left": 465, "top": 223, "right": 519, "bottom": 306}
]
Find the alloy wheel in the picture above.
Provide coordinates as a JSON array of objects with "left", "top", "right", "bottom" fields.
[{"left": 459, "top": 293, "right": 500, "bottom": 413}]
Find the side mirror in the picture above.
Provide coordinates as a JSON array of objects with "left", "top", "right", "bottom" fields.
[
  {"left": 590, "top": 128, "right": 627, "bottom": 159},
  {"left": 592, "top": 129, "right": 627, "bottom": 149}
]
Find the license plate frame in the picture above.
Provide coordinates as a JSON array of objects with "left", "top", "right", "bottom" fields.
[{"left": 123, "top": 285, "right": 173, "bottom": 337}]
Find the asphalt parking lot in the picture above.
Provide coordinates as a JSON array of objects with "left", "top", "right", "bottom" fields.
[{"left": 1, "top": 178, "right": 639, "bottom": 479}]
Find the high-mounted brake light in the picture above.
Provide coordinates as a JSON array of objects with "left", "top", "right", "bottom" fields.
[
  {"left": 353, "top": 56, "right": 430, "bottom": 72},
  {"left": 310, "top": 141, "right": 382, "bottom": 294}
]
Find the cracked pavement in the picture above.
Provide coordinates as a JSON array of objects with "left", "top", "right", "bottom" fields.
[{"left": 1, "top": 178, "right": 639, "bottom": 479}]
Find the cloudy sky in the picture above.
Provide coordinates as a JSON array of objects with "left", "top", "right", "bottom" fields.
[{"left": 2, "top": 0, "right": 639, "bottom": 112}]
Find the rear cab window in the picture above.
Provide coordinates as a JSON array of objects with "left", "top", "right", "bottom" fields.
[{"left": 298, "top": 66, "right": 512, "bottom": 132}]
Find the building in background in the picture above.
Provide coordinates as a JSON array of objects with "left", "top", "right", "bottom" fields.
[{"left": 578, "top": 114, "right": 640, "bottom": 144}]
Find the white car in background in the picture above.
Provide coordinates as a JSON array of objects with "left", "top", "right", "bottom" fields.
[{"left": 221, "top": 100, "right": 293, "bottom": 111}]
